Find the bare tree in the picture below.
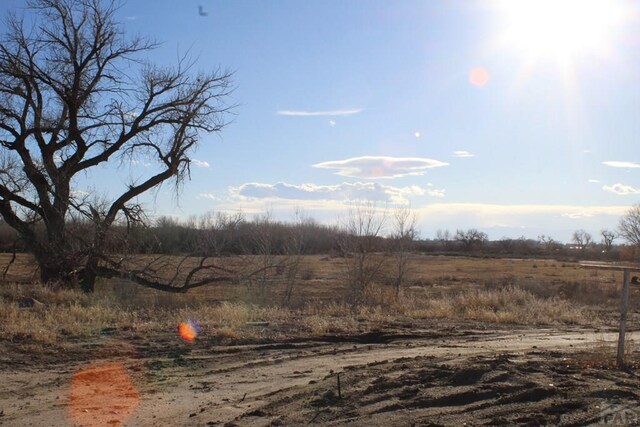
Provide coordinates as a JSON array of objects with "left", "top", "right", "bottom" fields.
[
  {"left": 389, "top": 207, "right": 417, "bottom": 297},
  {"left": 601, "top": 229, "right": 616, "bottom": 253},
  {"left": 618, "top": 204, "right": 640, "bottom": 247},
  {"left": 572, "top": 229, "right": 592, "bottom": 252},
  {"left": 538, "top": 234, "right": 560, "bottom": 254},
  {"left": 281, "top": 209, "right": 307, "bottom": 305},
  {"left": 243, "top": 212, "right": 281, "bottom": 303},
  {"left": 338, "top": 203, "right": 387, "bottom": 305},
  {"left": 455, "top": 228, "right": 488, "bottom": 252},
  {"left": 436, "top": 229, "right": 451, "bottom": 250},
  {"left": 0, "top": 0, "right": 233, "bottom": 291}
]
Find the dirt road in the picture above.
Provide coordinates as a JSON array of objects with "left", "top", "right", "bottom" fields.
[{"left": 1, "top": 328, "right": 639, "bottom": 426}]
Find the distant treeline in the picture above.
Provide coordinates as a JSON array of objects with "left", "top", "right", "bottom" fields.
[{"left": 0, "top": 214, "right": 633, "bottom": 261}]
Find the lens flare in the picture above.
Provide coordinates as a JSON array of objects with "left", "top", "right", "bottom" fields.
[
  {"left": 469, "top": 67, "right": 490, "bottom": 88},
  {"left": 68, "top": 362, "right": 139, "bottom": 427},
  {"left": 178, "top": 320, "right": 200, "bottom": 342}
]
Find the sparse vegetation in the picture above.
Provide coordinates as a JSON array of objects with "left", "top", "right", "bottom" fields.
[{"left": 3, "top": 252, "right": 635, "bottom": 347}]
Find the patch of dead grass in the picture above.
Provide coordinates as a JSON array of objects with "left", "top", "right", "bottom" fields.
[
  {"left": 1, "top": 252, "right": 615, "bottom": 346},
  {"left": 404, "top": 286, "right": 586, "bottom": 325}
]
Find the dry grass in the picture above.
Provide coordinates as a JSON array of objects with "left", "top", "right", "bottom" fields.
[
  {"left": 404, "top": 286, "right": 586, "bottom": 325},
  {"left": 1, "top": 284, "right": 134, "bottom": 344},
  {"left": 0, "top": 284, "right": 590, "bottom": 345},
  {"left": 1, "top": 253, "right": 637, "bottom": 345}
]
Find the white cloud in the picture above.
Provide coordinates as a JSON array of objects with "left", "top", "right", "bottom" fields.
[
  {"left": 414, "top": 203, "right": 627, "bottom": 217},
  {"left": 231, "top": 181, "right": 435, "bottom": 205},
  {"left": 603, "top": 183, "right": 640, "bottom": 195},
  {"left": 603, "top": 161, "right": 640, "bottom": 168},
  {"left": 452, "top": 150, "right": 475, "bottom": 158},
  {"left": 191, "top": 159, "right": 210, "bottom": 168},
  {"left": 198, "top": 193, "right": 218, "bottom": 200},
  {"left": 313, "top": 156, "right": 448, "bottom": 179},
  {"left": 426, "top": 188, "right": 445, "bottom": 198},
  {"left": 587, "top": 179, "right": 600, "bottom": 183},
  {"left": 561, "top": 212, "right": 594, "bottom": 219},
  {"left": 277, "top": 109, "right": 362, "bottom": 117},
  {"left": 329, "top": 120, "right": 336, "bottom": 126}
]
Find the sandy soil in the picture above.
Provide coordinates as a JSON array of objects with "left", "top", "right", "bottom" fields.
[{"left": 1, "top": 326, "right": 639, "bottom": 426}]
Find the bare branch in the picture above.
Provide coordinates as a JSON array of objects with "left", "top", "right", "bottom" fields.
[{"left": 0, "top": 0, "right": 233, "bottom": 291}]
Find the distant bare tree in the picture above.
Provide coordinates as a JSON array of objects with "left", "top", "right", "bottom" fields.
[
  {"left": 243, "top": 212, "right": 279, "bottom": 302},
  {"left": 601, "top": 229, "right": 616, "bottom": 253},
  {"left": 282, "top": 209, "right": 307, "bottom": 305},
  {"left": 193, "top": 211, "right": 244, "bottom": 257},
  {"left": 389, "top": 207, "right": 418, "bottom": 297},
  {"left": 455, "top": 229, "right": 488, "bottom": 252},
  {"left": 436, "top": 229, "right": 452, "bottom": 249},
  {"left": 572, "top": 229, "right": 592, "bottom": 252},
  {"left": 0, "top": 0, "right": 233, "bottom": 291},
  {"left": 338, "top": 203, "right": 387, "bottom": 305},
  {"left": 538, "top": 234, "right": 560, "bottom": 254}
]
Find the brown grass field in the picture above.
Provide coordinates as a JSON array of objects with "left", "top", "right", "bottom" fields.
[{"left": 1, "top": 253, "right": 639, "bottom": 426}]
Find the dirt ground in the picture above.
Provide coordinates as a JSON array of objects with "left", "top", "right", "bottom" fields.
[
  {"left": 1, "top": 323, "right": 639, "bottom": 426},
  {"left": 2, "top": 254, "right": 640, "bottom": 425}
]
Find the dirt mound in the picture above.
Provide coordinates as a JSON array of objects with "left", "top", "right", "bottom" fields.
[{"left": 232, "top": 353, "right": 639, "bottom": 426}]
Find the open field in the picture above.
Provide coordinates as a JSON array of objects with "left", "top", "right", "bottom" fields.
[{"left": 1, "top": 253, "right": 640, "bottom": 426}]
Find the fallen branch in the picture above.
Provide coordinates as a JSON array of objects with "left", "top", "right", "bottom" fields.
[{"left": 94, "top": 266, "right": 231, "bottom": 293}]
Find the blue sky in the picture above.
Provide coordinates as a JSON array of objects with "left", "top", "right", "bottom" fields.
[{"left": 3, "top": 0, "right": 640, "bottom": 242}]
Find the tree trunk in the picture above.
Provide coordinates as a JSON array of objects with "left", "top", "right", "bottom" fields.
[
  {"left": 36, "top": 254, "right": 79, "bottom": 289},
  {"left": 80, "top": 255, "right": 98, "bottom": 293}
]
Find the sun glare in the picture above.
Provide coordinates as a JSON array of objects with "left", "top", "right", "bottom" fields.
[{"left": 498, "top": 0, "right": 627, "bottom": 62}]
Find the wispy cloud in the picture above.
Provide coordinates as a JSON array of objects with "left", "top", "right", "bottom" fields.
[
  {"left": 198, "top": 193, "right": 218, "bottom": 200},
  {"left": 231, "top": 181, "right": 435, "bottom": 205},
  {"left": 587, "top": 179, "right": 600, "bottom": 183},
  {"left": 561, "top": 212, "right": 594, "bottom": 219},
  {"left": 603, "top": 161, "right": 640, "bottom": 168},
  {"left": 426, "top": 188, "right": 445, "bottom": 198},
  {"left": 191, "top": 159, "right": 210, "bottom": 168},
  {"left": 603, "top": 183, "right": 640, "bottom": 195},
  {"left": 313, "top": 156, "right": 448, "bottom": 179},
  {"left": 329, "top": 120, "right": 336, "bottom": 126},
  {"left": 416, "top": 203, "right": 625, "bottom": 215},
  {"left": 277, "top": 109, "right": 363, "bottom": 117},
  {"left": 452, "top": 150, "right": 475, "bottom": 158}
]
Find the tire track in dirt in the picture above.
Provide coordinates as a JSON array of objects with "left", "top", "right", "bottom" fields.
[
  {"left": 125, "top": 329, "right": 635, "bottom": 426},
  {"left": 0, "top": 329, "right": 635, "bottom": 426}
]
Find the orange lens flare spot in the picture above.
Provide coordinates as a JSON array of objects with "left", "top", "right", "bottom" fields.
[
  {"left": 469, "top": 67, "right": 490, "bottom": 88},
  {"left": 178, "top": 320, "right": 199, "bottom": 342},
  {"left": 371, "top": 166, "right": 385, "bottom": 177},
  {"left": 68, "top": 362, "right": 139, "bottom": 427}
]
